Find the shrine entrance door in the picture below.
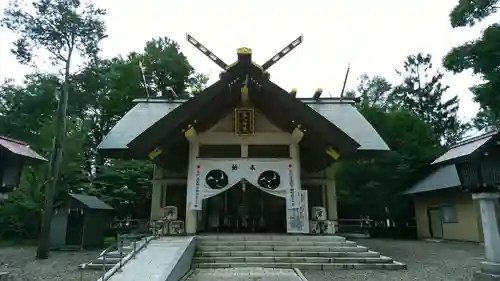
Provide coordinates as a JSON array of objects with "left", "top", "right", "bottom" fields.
[{"left": 200, "top": 181, "right": 286, "bottom": 233}]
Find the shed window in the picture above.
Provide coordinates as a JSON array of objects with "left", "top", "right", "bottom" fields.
[
  {"left": 441, "top": 205, "right": 458, "bottom": 223},
  {"left": 248, "top": 145, "right": 290, "bottom": 158}
]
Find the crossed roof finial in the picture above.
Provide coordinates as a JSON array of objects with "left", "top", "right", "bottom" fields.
[{"left": 186, "top": 33, "right": 303, "bottom": 72}]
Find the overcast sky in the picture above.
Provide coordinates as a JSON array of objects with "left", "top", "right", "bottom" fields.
[{"left": 1, "top": 0, "right": 499, "bottom": 119}]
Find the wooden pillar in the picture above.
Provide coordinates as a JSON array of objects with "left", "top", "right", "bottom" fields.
[
  {"left": 185, "top": 141, "right": 199, "bottom": 235},
  {"left": 325, "top": 165, "right": 338, "bottom": 227},
  {"left": 150, "top": 165, "right": 164, "bottom": 220}
]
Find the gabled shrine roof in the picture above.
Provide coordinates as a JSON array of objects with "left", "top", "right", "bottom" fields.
[
  {"left": 431, "top": 130, "right": 500, "bottom": 166},
  {"left": 97, "top": 44, "right": 389, "bottom": 171},
  {"left": 97, "top": 101, "right": 183, "bottom": 154},
  {"left": 97, "top": 98, "right": 388, "bottom": 154},
  {"left": 305, "top": 100, "right": 389, "bottom": 152},
  {"left": 404, "top": 130, "right": 500, "bottom": 195},
  {"left": 69, "top": 193, "right": 114, "bottom": 210},
  {"left": 0, "top": 135, "right": 47, "bottom": 162},
  {"left": 403, "top": 164, "right": 461, "bottom": 195}
]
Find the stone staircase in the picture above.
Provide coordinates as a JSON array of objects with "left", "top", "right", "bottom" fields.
[{"left": 193, "top": 234, "right": 406, "bottom": 270}]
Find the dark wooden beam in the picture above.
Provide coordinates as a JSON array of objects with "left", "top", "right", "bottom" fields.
[
  {"left": 257, "top": 78, "right": 360, "bottom": 157},
  {"left": 186, "top": 34, "right": 229, "bottom": 70},
  {"left": 192, "top": 84, "right": 241, "bottom": 132},
  {"left": 261, "top": 35, "right": 303, "bottom": 71},
  {"left": 128, "top": 76, "right": 233, "bottom": 155}
]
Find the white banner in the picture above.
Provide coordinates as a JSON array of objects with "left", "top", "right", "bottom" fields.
[
  {"left": 286, "top": 190, "right": 310, "bottom": 233},
  {"left": 300, "top": 190, "right": 310, "bottom": 233},
  {"left": 188, "top": 159, "right": 302, "bottom": 210}
]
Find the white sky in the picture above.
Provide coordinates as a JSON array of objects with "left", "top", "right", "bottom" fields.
[{"left": 1, "top": 0, "right": 499, "bottom": 120}]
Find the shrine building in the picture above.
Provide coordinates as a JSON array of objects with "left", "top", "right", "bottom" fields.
[{"left": 97, "top": 36, "right": 389, "bottom": 235}]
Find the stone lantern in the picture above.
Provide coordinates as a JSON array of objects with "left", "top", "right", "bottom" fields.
[{"left": 457, "top": 155, "right": 500, "bottom": 280}]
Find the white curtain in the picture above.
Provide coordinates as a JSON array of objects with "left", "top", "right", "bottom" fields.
[
  {"left": 189, "top": 159, "right": 244, "bottom": 210},
  {"left": 188, "top": 158, "right": 299, "bottom": 210},
  {"left": 242, "top": 158, "right": 291, "bottom": 198}
]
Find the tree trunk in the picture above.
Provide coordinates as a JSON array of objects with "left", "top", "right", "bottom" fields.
[{"left": 36, "top": 60, "right": 71, "bottom": 259}]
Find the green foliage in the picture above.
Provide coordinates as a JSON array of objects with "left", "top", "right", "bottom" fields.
[
  {"left": 337, "top": 104, "right": 443, "bottom": 219},
  {"left": 337, "top": 71, "right": 446, "bottom": 221},
  {"left": 91, "top": 160, "right": 153, "bottom": 218},
  {"left": 0, "top": 30, "right": 206, "bottom": 240},
  {"left": 449, "top": 0, "right": 499, "bottom": 27},
  {"left": 390, "top": 53, "right": 468, "bottom": 145},
  {"left": 445, "top": 0, "right": 500, "bottom": 130},
  {"left": 2, "top": 0, "right": 109, "bottom": 258},
  {"left": 1, "top": 0, "right": 107, "bottom": 64},
  {"left": 356, "top": 74, "right": 393, "bottom": 108},
  {"left": 141, "top": 37, "right": 207, "bottom": 98}
]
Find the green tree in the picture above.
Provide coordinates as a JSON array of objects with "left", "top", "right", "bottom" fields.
[
  {"left": 336, "top": 73, "right": 444, "bottom": 229},
  {"left": 449, "top": 0, "right": 498, "bottom": 27},
  {"left": 140, "top": 37, "right": 208, "bottom": 98},
  {"left": 444, "top": 1, "right": 500, "bottom": 129},
  {"left": 390, "top": 53, "right": 468, "bottom": 145},
  {"left": 0, "top": 75, "right": 90, "bottom": 240},
  {"left": 337, "top": 105, "right": 442, "bottom": 221},
  {"left": 355, "top": 74, "right": 393, "bottom": 109},
  {"left": 1, "top": 0, "right": 107, "bottom": 258},
  {"left": 69, "top": 37, "right": 207, "bottom": 218}
]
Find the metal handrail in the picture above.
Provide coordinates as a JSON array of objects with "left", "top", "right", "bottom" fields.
[
  {"left": 79, "top": 238, "right": 122, "bottom": 281},
  {"left": 79, "top": 219, "right": 166, "bottom": 281}
]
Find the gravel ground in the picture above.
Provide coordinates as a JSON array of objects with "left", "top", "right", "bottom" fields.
[
  {"left": 0, "top": 239, "right": 486, "bottom": 281},
  {"left": 0, "top": 246, "right": 103, "bottom": 281},
  {"left": 303, "top": 238, "right": 485, "bottom": 281}
]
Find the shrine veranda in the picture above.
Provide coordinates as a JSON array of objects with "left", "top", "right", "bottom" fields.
[{"left": 97, "top": 35, "right": 389, "bottom": 235}]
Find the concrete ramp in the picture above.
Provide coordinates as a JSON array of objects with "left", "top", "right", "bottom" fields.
[{"left": 105, "top": 237, "right": 195, "bottom": 281}]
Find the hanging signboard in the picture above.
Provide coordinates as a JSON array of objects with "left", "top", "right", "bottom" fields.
[{"left": 234, "top": 108, "right": 255, "bottom": 135}]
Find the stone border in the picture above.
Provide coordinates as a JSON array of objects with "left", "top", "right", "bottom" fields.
[
  {"left": 162, "top": 236, "right": 197, "bottom": 281},
  {"left": 179, "top": 269, "right": 195, "bottom": 281},
  {"left": 293, "top": 268, "right": 309, "bottom": 281}
]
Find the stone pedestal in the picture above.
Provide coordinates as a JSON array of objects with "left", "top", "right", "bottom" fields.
[{"left": 473, "top": 192, "right": 500, "bottom": 281}]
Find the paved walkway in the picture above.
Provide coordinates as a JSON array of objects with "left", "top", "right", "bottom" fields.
[
  {"left": 184, "top": 268, "right": 304, "bottom": 281},
  {"left": 107, "top": 237, "right": 193, "bottom": 281}
]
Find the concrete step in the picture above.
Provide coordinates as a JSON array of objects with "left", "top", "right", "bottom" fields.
[
  {"left": 196, "top": 250, "right": 381, "bottom": 258},
  {"left": 198, "top": 240, "right": 357, "bottom": 247},
  {"left": 193, "top": 256, "right": 394, "bottom": 264},
  {"left": 197, "top": 245, "right": 369, "bottom": 252},
  {"left": 197, "top": 235, "right": 346, "bottom": 242},
  {"left": 79, "top": 262, "right": 116, "bottom": 270},
  {"left": 105, "top": 251, "right": 127, "bottom": 259},
  {"left": 94, "top": 257, "right": 122, "bottom": 264},
  {"left": 121, "top": 245, "right": 134, "bottom": 251},
  {"left": 194, "top": 262, "right": 407, "bottom": 270}
]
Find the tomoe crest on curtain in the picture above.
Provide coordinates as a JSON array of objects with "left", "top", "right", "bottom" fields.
[{"left": 188, "top": 159, "right": 295, "bottom": 210}]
